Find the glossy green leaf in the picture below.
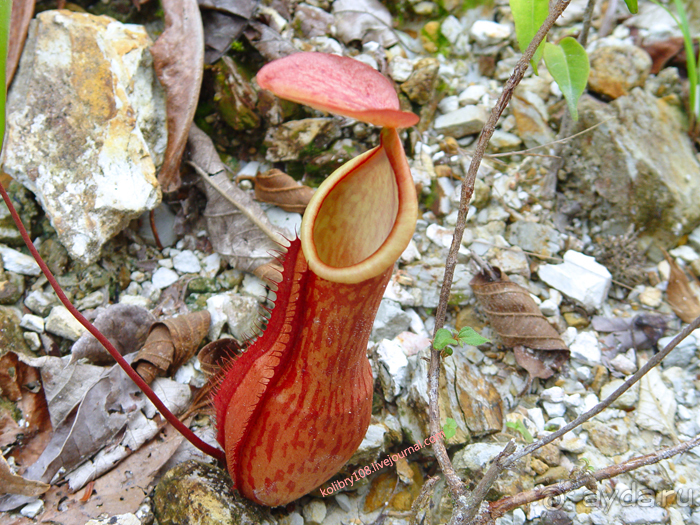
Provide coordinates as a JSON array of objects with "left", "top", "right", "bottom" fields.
[
  {"left": 457, "top": 326, "right": 490, "bottom": 346},
  {"left": 623, "top": 0, "right": 638, "bottom": 14},
  {"left": 433, "top": 328, "right": 458, "bottom": 351},
  {"left": 443, "top": 417, "right": 458, "bottom": 440},
  {"left": 543, "top": 38, "right": 589, "bottom": 121},
  {"left": 509, "top": 0, "right": 549, "bottom": 73},
  {"left": 506, "top": 420, "right": 533, "bottom": 443}
]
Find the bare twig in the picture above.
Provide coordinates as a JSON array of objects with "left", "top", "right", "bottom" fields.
[
  {"left": 463, "top": 441, "right": 516, "bottom": 523},
  {"left": 426, "top": 1, "right": 574, "bottom": 522},
  {"left": 505, "top": 314, "right": 700, "bottom": 467},
  {"left": 489, "top": 434, "right": 700, "bottom": 517}
]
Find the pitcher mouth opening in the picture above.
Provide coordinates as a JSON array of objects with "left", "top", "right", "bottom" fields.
[{"left": 300, "top": 128, "right": 418, "bottom": 284}]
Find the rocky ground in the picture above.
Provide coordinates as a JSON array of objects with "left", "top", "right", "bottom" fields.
[{"left": 2, "top": 0, "right": 700, "bottom": 524}]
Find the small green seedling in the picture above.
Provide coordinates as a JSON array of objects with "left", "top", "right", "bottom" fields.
[
  {"left": 443, "top": 417, "right": 458, "bottom": 440},
  {"left": 543, "top": 37, "right": 589, "bottom": 121},
  {"left": 505, "top": 420, "right": 534, "bottom": 443},
  {"left": 432, "top": 326, "right": 490, "bottom": 358}
]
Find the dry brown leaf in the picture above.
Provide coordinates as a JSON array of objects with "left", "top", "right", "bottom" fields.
[
  {"left": 6, "top": 0, "right": 36, "bottom": 88},
  {"left": 198, "top": 0, "right": 256, "bottom": 63},
  {"left": 471, "top": 266, "right": 569, "bottom": 379},
  {"left": 189, "top": 124, "right": 287, "bottom": 273},
  {"left": 641, "top": 36, "right": 686, "bottom": 75},
  {"left": 0, "top": 455, "right": 49, "bottom": 498},
  {"left": 70, "top": 304, "right": 156, "bottom": 365},
  {"left": 244, "top": 21, "right": 296, "bottom": 61},
  {"left": 254, "top": 169, "right": 314, "bottom": 213},
  {"left": 133, "top": 310, "right": 211, "bottom": 383},
  {"left": 151, "top": 0, "right": 204, "bottom": 192},
  {"left": 665, "top": 253, "right": 700, "bottom": 323}
]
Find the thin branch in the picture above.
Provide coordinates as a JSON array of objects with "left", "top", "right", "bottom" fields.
[
  {"left": 505, "top": 314, "right": 700, "bottom": 467},
  {"left": 426, "top": 1, "right": 574, "bottom": 521},
  {"left": 489, "top": 434, "right": 700, "bottom": 517},
  {"left": 486, "top": 118, "right": 611, "bottom": 157},
  {"left": 0, "top": 182, "right": 227, "bottom": 464},
  {"left": 463, "top": 441, "right": 516, "bottom": 523}
]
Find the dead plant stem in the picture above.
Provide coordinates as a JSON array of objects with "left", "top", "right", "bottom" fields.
[
  {"left": 490, "top": 434, "right": 700, "bottom": 517},
  {"left": 504, "top": 314, "right": 700, "bottom": 467},
  {"left": 426, "top": 2, "right": 574, "bottom": 522}
]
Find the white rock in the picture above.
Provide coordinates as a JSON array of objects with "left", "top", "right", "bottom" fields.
[
  {"left": 469, "top": 20, "right": 512, "bottom": 46},
  {"left": 539, "top": 299, "right": 559, "bottom": 317},
  {"left": 371, "top": 299, "right": 411, "bottom": 342},
  {"left": 352, "top": 53, "right": 378, "bottom": 70},
  {"left": 4, "top": 11, "right": 164, "bottom": 264},
  {"left": 689, "top": 224, "right": 700, "bottom": 251},
  {"left": 241, "top": 273, "right": 267, "bottom": 300},
  {"left": 433, "top": 105, "right": 488, "bottom": 138},
  {"left": 205, "top": 293, "right": 260, "bottom": 341},
  {"left": 541, "top": 386, "right": 565, "bottom": 403},
  {"left": 670, "top": 244, "right": 699, "bottom": 262},
  {"left": 24, "top": 290, "right": 57, "bottom": 316},
  {"left": 610, "top": 353, "right": 637, "bottom": 375},
  {"left": 621, "top": 506, "right": 668, "bottom": 524},
  {"left": 172, "top": 250, "right": 201, "bottom": 274},
  {"left": 85, "top": 513, "right": 141, "bottom": 525},
  {"left": 489, "top": 129, "right": 522, "bottom": 149},
  {"left": 20, "top": 500, "right": 44, "bottom": 518},
  {"left": 638, "top": 286, "right": 662, "bottom": 307},
  {"left": 440, "top": 15, "right": 464, "bottom": 44},
  {"left": 45, "top": 305, "right": 86, "bottom": 341},
  {"left": 200, "top": 253, "right": 221, "bottom": 279},
  {"left": 375, "top": 338, "right": 409, "bottom": 400},
  {"left": 24, "top": 332, "right": 41, "bottom": 351},
  {"left": 458, "top": 84, "right": 487, "bottom": 105},
  {"left": 265, "top": 205, "right": 302, "bottom": 234},
  {"left": 526, "top": 407, "right": 545, "bottom": 433},
  {"left": 0, "top": 245, "right": 40, "bottom": 276},
  {"left": 151, "top": 267, "right": 179, "bottom": 289},
  {"left": 538, "top": 250, "right": 612, "bottom": 310},
  {"left": 569, "top": 331, "right": 602, "bottom": 364},
  {"left": 20, "top": 314, "right": 44, "bottom": 333},
  {"left": 119, "top": 294, "right": 151, "bottom": 309},
  {"left": 400, "top": 239, "right": 421, "bottom": 263},
  {"left": 558, "top": 433, "right": 587, "bottom": 453},
  {"left": 438, "top": 95, "right": 460, "bottom": 114},
  {"left": 543, "top": 401, "right": 566, "bottom": 418},
  {"left": 335, "top": 494, "right": 353, "bottom": 513},
  {"left": 600, "top": 378, "right": 638, "bottom": 410},
  {"left": 389, "top": 56, "right": 414, "bottom": 82}
]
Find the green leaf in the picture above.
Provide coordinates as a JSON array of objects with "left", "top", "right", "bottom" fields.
[
  {"left": 443, "top": 418, "right": 458, "bottom": 440},
  {"left": 457, "top": 326, "right": 490, "bottom": 346},
  {"left": 543, "top": 38, "right": 589, "bottom": 121},
  {"left": 506, "top": 420, "right": 534, "bottom": 443},
  {"left": 509, "top": 0, "right": 549, "bottom": 73},
  {"left": 433, "top": 328, "right": 458, "bottom": 351},
  {"left": 622, "top": 0, "right": 637, "bottom": 14},
  {"left": 0, "top": 0, "right": 11, "bottom": 143}
]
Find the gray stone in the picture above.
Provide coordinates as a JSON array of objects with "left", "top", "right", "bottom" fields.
[
  {"left": 600, "top": 378, "right": 639, "bottom": 410},
  {"left": 563, "top": 90, "right": 700, "bottom": 246},
  {"left": 45, "top": 305, "right": 86, "bottom": 341},
  {"left": 374, "top": 338, "right": 408, "bottom": 401},
  {"left": 400, "top": 58, "right": 440, "bottom": 105},
  {"left": 459, "top": 85, "right": 487, "bottom": 105},
  {"left": 440, "top": 15, "right": 464, "bottom": 44},
  {"left": 293, "top": 3, "right": 334, "bottom": 38},
  {"left": 24, "top": 290, "right": 58, "bottom": 316},
  {"left": 332, "top": 0, "right": 397, "bottom": 47},
  {"left": 20, "top": 314, "right": 44, "bottom": 333},
  {"left": 4, "top": 11, "right": 164, "bottom": 264},
  {"left": 620, "top": 506, "right": 668, "bottom": 524},
  {"left": 388, "top": 56, "right": 414, "bottom": 82},
  {"left": 452, "top": 443, "right": 505, "bottom": 476},
  {"left": 434, "top": 105, "right": 488, "bottom": 138},
  {"left": 511, "top": 91, "right": 555, "bottom": 148},
  {"left": 206, "top": 292, "right": 260, "bottom": 341},
  {"left": 506, "top": 222, "right": 562, "bottom": 258},
  {"left": 85, "top": 514, "right": 140, "bottom": 525},
  {"left": 349, "top": 424, "right": 386, "bottom": 465},
  {"left": 371, "top": 299, "right": 411, "bottom": 342},
  {"left": 151, "top": 267, "right": 179, "bottom": 289},
  {"left": 20, "top": 500, "right": 44, "bottom": 519},
  {"left": 0, "top": 245, "right": 40, "bottom": 276},
  {"left": 489, "top": 130, "right": 522, "bottom": 150},
  {"left": 172, "top": 250, "right": 201, "bottom": 274},
  {"left": 588, "top": 44, "right": 652, "bottom": 99}
]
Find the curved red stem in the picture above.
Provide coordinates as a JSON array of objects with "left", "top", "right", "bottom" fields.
[{"left": 0, "top": 182, "right": 226, "bottom": 463}]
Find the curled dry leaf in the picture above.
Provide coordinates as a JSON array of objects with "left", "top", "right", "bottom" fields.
[
  {"left": 244, "top": 21, "right": 296, "bottom": 61},
  {"left": 254, "top": 169, "right": 314, "bottom": 213},
  {"left": 6, "top": 0, "right": 35, "bottom": 88},
  {"left": 197, "top": 337, "right": 243, "bottom": 376},
  {"left": 151, "top": 0, "right": 204, "bottom": 192},
  {"left": 471, "top": 266, "right": 569, "bottom": 379},
  {"left": 134, "top": 310, "right": 211, "bottom": 384},
  {"left": 188, "top": 124, "right": 287, "bottom": 273},
  {"left": 0, "top": 455, "right": 49, "bottom": 497},
  {"left": 665, "top": 253, "right": 700, "bottom": 323},
  {"left": 198, "top": 0, "right": 257, "bottom": 63}
]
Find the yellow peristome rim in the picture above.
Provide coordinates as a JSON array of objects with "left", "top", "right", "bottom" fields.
[{"left": 300, "top": 128, "right": 417, "bottom": 284}]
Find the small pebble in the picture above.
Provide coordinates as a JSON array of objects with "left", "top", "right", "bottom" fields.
[
  {"left": 130, "top": 271, "right": 146, "bottom": 283},
  {"left": 151, "top": 267, "right": 179, "bottom": 289},
  {"left": 20, "top": 313, "right": 44, "bottom": 333},
  {"left": 23, "top": 332, "right": 41, "bottom": 351},
  {"left": 638, "top": 286, "right": 662, "bottom": 307},
  {"left": 173, "top": 250, "right": 201, "bottom": 274},
  {"left": 20, "top": 499, "right": 44, "bottom": 518}
]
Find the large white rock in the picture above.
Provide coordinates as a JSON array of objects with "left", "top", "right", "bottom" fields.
[
  {"left": 538, "top": 250, "right": 612, "bottom": 310},
  {"left": 3, "top": 11, "right": 165, "bottom": 264}
]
